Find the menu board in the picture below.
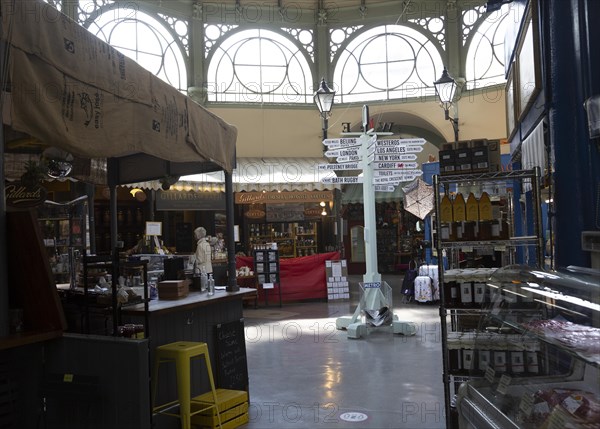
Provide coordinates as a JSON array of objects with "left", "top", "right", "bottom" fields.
[{"left": 214, "top": 319, "right": 248, "bottom": 391}]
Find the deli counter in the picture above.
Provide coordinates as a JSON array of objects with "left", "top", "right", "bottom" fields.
[{"left": 455, "top": 265, "right": 600, "bottom": 428}]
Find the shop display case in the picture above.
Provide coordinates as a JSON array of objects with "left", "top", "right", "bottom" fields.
[
  {"left": 455, "top": 265, "right": 600, "bottom": 429},
  {"left": 248, "top": 221, "right": 318, "bottom": 257},
  {"left": 433, "top": 168, "right": 545, "bottom": 427},
  {"left": 38, "top": 196, "right": 89, "bottom": 287}
]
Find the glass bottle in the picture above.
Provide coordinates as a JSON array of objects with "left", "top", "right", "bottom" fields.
[{"left": 207, "top": 274, "right": 215, "bottom": 296}]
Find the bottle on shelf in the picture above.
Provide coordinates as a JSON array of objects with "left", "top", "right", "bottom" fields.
[
  {"left": 478, "top": 191, "right": 493, "bottom": 240},
  {"left": 440, "top": 194, "right": 455, "bottom": 241},
  {"left": 453, "top": 193, "right": 466, "bottom": 241},
  {"left": 207, "top": 273, "right": 215, "bottom": 296}
]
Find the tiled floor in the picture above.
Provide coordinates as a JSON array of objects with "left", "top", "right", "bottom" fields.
[{"left": 240, "top": 274, "right": 446, "bottom": 429}]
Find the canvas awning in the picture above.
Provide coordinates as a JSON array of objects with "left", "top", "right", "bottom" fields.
[
  {"left": 1, "top": 0, "right": 237, "bottom": 184},
  {"left": 123, "top": 157, "right": 342, "bottom": 192}
]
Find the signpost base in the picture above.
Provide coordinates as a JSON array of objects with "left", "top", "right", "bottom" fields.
[{"left": 335, "top": 281, "right": 416, "bottom": 339}]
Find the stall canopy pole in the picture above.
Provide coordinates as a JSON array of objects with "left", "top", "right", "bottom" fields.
[
  {"left": 225, "top": 171, "right": 238, "bottom": 291},
  {"left": 0, "top": 26, "right": 7, "bottom": 336}
]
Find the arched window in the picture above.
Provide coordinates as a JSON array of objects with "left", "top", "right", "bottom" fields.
[
  {"left": 333, "top": 25, "right": 443, "bottom": 103},
  {"left": 464, "top": 5, "right": 511, "bottom": 89},
  {"left": 206, "top": 29, "right": 313, "bottom": 103},
  {"left": 85, "top": 4, "right": 188, "bottom": 92}
]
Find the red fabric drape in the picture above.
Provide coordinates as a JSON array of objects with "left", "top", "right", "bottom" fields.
[{"left": 236, "top": 252, "right": 341, "bottom": 302}]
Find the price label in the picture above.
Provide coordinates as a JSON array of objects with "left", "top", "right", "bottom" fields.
[
  {"left": 63, "top": 373, "right": 74, "bottom": 383},
  {"left": 547, "top": 407, "right": 569, "bottom": 429},
  {"left": 519, "top": 393, "right": 534, "bottom": 417},
  {"left": 494, "top": 246, "right": 507, "bottom": 252},
  {"left": 496, "top": 374, "right": 511, "bottom": 395},
  {"left": 461, "top": 246, "right": 473, "bottom": 253},
  {"left": 484, "top": 365, "right": 496, "bottom": 383}
]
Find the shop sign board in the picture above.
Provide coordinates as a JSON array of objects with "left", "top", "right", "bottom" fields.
[
  {"left": 6, "top": 182, "right": 47, "bottom": 208},
  {"left": 235, "top": 190, "right": 334, "bottom": 204},
  {"left": 266, "top": 203, "right": 305, "bottom": 222},
  {"left": 156, "top": 190, "right": 225, "bottom": 210}
]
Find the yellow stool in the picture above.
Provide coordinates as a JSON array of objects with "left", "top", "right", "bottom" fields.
[{"left": 152, "top": 341, "right": 222, "bottom": 429}]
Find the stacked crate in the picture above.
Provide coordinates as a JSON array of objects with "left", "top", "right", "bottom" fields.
[{"left": 191, "top": 389, "right": 249, "bottom": 429}]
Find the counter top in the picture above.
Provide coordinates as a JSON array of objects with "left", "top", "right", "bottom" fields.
[{"left": 121, "top": 288, "right": 256, "bottom": 316}]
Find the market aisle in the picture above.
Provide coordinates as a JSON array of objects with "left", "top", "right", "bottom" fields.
[{"left": 240, "top": 274, "right": 445, "bottom": 429}]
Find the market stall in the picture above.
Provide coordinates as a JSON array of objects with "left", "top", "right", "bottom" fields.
[
  {"left": 236, "top": 251, "right": 341, "bottom": 302},
  {"left": 0, "top": 1, "right": 242, "bottom": 426}
]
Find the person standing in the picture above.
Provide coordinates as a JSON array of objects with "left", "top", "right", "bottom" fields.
[{"left": 194, "top": 227, "right": 213, "bottom": 275}]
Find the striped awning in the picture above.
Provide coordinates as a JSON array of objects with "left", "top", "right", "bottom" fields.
[{"left": 123, "top": 158, "right": 341, "bottom": 192}]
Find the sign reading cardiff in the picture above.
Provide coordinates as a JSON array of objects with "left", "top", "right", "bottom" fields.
[{"left": 373, "top": 162, "right": 419, "bottom": 170}]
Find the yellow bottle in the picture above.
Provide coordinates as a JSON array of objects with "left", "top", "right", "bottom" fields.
[
  {"left": 466, "top": 193, "right": 479, "bottom": 221},
  {"left": 478, "top": 192, "right": 493, "bottom": 221},
  {"left": 453, "top": 193, "right": 466, "bottom": 222}
]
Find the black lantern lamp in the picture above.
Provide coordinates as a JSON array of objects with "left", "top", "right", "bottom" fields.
[
  {"left": 314, "top": 78, "right": 336, "bottom": 141},
  {"left": 434, "top": 68, "right": 459, "bottom": 142}
]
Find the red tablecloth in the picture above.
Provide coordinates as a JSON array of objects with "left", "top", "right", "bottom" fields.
[{"left": 236, "top": 252, "right": 341, "bottom": 302}]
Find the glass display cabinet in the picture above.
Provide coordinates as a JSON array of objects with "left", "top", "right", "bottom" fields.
[{"left": 455, "top": 265, "right": 600, "bottom": 428}]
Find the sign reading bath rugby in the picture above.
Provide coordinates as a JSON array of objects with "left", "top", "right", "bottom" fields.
[{"left": 156, "top": 190, "right": 225, "bottom": 211}]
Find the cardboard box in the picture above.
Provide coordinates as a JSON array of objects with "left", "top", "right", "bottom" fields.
[
  {"left": 455, "top": 146, "right": 472, "bottom": 173},
  {"left": 157, "top": 279, "right": 189, "bottom": 299},
  {"left": 439, "top": 149, "right": 456, "bottom": 175},
  {"left": 471, "top": 139, "right": 490, "bottom": 172}
]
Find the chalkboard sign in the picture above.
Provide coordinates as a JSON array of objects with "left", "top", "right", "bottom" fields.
[
  {"left": 175, "top": 222, "right": 193, "bottom": 253},
  {"left": 214, "top": 319, "right": 248, "bottom": 391}
]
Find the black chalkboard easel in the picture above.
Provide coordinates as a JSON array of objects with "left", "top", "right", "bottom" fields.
[{"left": 214, "top": 319, "right": 249, "bottom": 392}]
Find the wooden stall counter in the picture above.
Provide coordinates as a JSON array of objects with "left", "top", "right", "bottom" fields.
[
  {"left": 121, "top": 288, "right": 254, "bottom": 428},
  {"left": 121, "top": 288, "right": 257, "bottom": 317}
]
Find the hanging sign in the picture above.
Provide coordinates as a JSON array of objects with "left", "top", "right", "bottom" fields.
[
  {"left": 373, "top": 162, "right": 419, "bottom": 170},
  {"left": 373, "top": 153, "right": 418, "bottom": 162},
  {"left": 321, "top": 176, "right": 364, "bottom": 184},
  {"left": 318, "top": 162, "right": 361, "bottom": 170},
  {"left": 336, "top": 155, "right": 362, "bottom": 163}
]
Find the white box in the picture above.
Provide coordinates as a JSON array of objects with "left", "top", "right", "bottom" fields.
[
  {"left": 473, "top": 283, "right": 486, "bottom": 303},
  {"left": 478, "top": 350, "right": 491, "bottom": 370},
  {"left": 510, "top": 351, "right": 525, "bottom": 373},
  {"left": 493, "top": 351, "right": 507, "bottom": 372},
  {"left": 462, "top": 349, "right": 474, "bottom": 370},
  {"left": 460, "top": 282, "right": 473, "bottom": 305}
]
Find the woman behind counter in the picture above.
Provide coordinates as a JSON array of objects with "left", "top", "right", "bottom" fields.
[{"left": 194, "top": 227, "right": 213, "bottom": 275}]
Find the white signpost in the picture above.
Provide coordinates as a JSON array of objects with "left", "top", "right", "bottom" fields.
[{"left": 327, "top": 105, "right": 417, "bottom": 339}]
